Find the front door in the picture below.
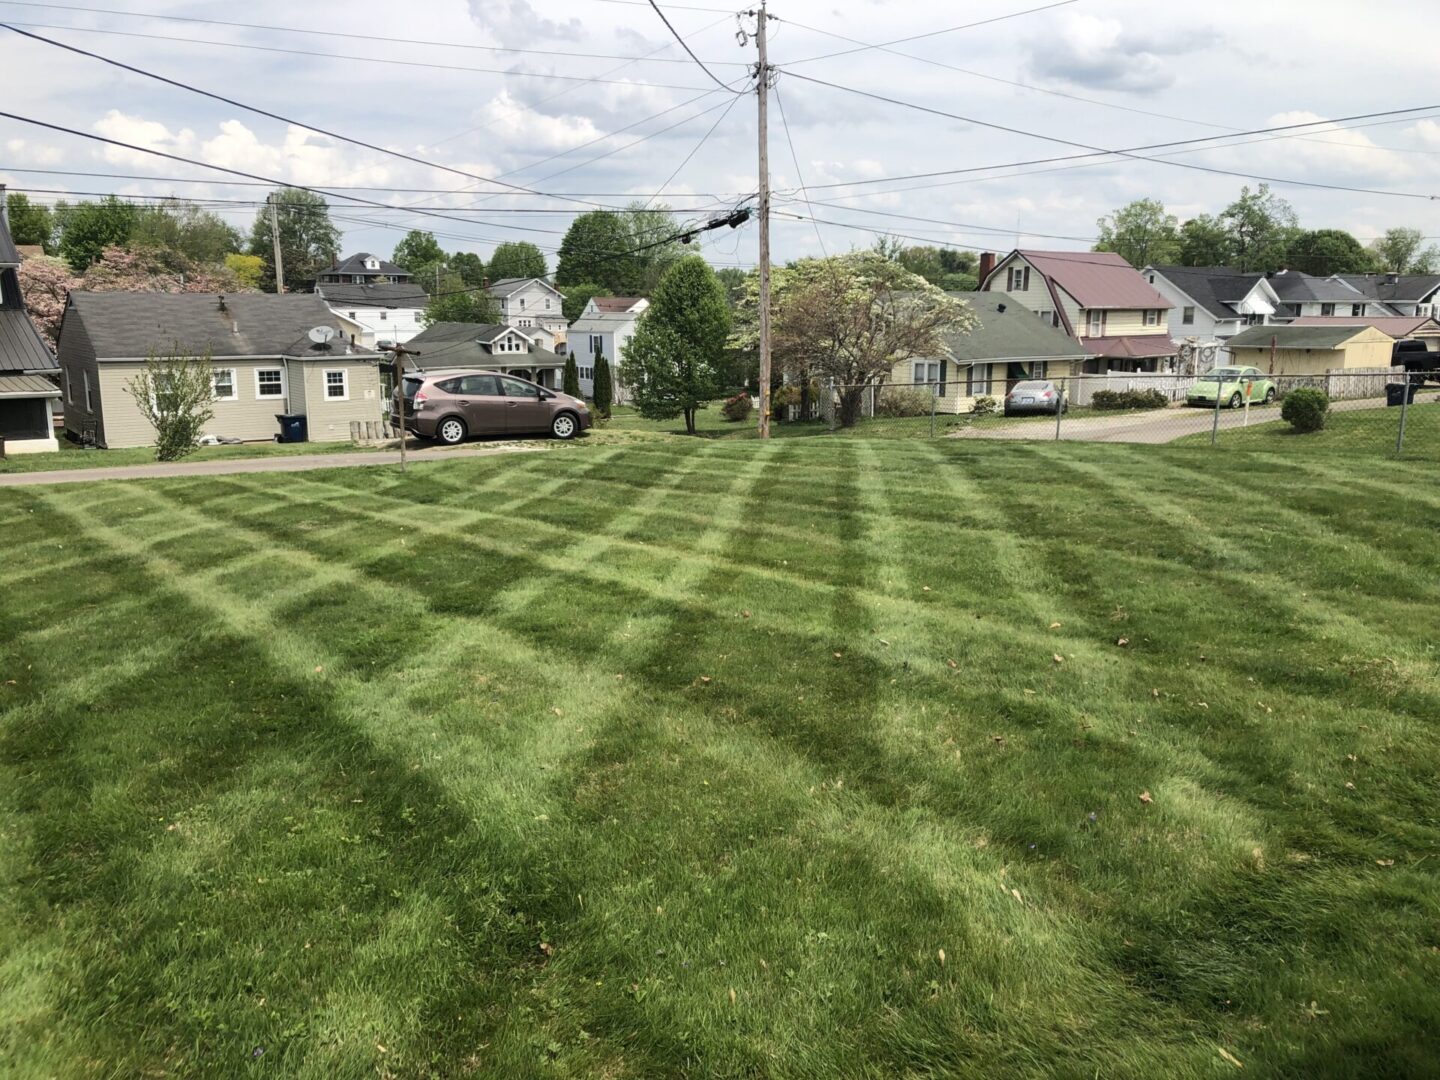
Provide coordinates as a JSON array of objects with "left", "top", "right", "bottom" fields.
[
  {"left": 498, "top": 375, "right": 550, "bottom": 433},
  {"left": 455, "top": 373, "right": 507, "bottom": 435}
]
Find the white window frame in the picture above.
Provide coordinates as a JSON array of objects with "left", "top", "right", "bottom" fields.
[
  {"left": 212, "top": 367, "right": 238, "bottom": 402},
  {"left": 255, "top": 367, "right": 285, "bottom": 399},
  {"left": 83, "top": 368, "right": 92, "bottom": 411},
  {"left": 64, "top": 368, "right": 72, "bottom": 404},
  {"left": 1144, "top": 309, "right": 1160, "bottom": 327},
  {"left": 1087, "top": 310, "right": 1104, "bottom": 336},
  {"left": 1321, "top": 303, "right": 1335, "bottom": 317},
  {"left": 1351, "top": 304, "right": 1365, "bottom": 316},
  {"left": 323, "top": 369, "right": 349, "bottom": 402},
  {"left": 1182, "top": 306, "right": 1195, "bottom": 325},
  {"left": 912, "top": 360, "right": 940, "bottom": 384},
  {"left": 967, "top": 364, "right": 991, "bottom": 396}
]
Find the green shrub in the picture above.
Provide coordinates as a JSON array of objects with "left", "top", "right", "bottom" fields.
[
  {"left": 771, "top": 384, "right": 802, "bottom": 409},
  {"left": 971, "top": 395, "right": 998, "bottom": 417},
  {"left": 877, "top": 386, "right": 933, "bottom": 418},
  {"left": 1092, "top": 388, "right": 1169, "bottom": 411},
  {"left": 721, "top": 391, "right": 753, "bottom": 421},
  {"left": 1281, "top": 387, "right": 1329, "bottom": 432}
]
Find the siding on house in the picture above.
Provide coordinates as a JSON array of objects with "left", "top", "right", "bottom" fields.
[
  {"left": 295, "top": 361, "right": 384, "bottom": 441},
  {"left": 1230, "top": 334, "right": 1394, "bottom": 376},
  {"left": 56, "top": 313, "right": 104, "bottom": 444}
]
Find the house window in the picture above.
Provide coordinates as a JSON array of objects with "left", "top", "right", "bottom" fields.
[
  {"left": 212, "top": 368, "right": 237, "bottom": 401},
  {"left": 1182, "top": 306, "right": 1195, "bottom": 325},
  {"left": 1006, "top": 265, "right": 1031, "bottom": 291},
  {"left": 83, "top": 369, "right": 92, "bottom": 411},
  {"left": 324, "top": 369, "right": 349, "bottom": 400},
  {"left": 1087, "top": 310, "right": 1104, "bottom": 336},
  {"left": 912, "top": 360, "right": 940, "bottom": 384},
  {"left": 1321, "top": 303, "right": 1335, "bottom": 316},
  {"left": 1035, "top": 309, "right": 1052, "bottom": 323},
  {"left": 589, "top": 334, "right": 603, "bottom": 357},
  {"left": 519, "top": 298, "right": 527, "bottom": 310},
  {"left": 256, "top": 368, "right": 284, "bottom": 398},
  {"left": 545, "top": 298, "right": 551, "bottom": 309},
  {"left": 379, "top": 311, "right": 387, "bottom": 320},
  {"left": 1246, "top": 313, "right": 1264, "bottom": 325},
  {"left": 1031, "top": 361, "right": 1047, "bottom": 380},
  {"left": 64, "top": 368, "right": 72, "bottom": 404},
  {"left": 966, "top": 364, "right": 991, "bottom": 395},
  {"left": 1351, "top": 304, "right": 1364, "bottom": 316},
  {"left": 1144, "top": 309, "right": 1160, "bottom": 326}
]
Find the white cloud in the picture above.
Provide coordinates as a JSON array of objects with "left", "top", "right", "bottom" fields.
[
  {"left": 91, "top": 110, "right": 196, "bottom": 168},
  {"left": 1025, "top": 13, "right": 1205, "bottom": 93}
]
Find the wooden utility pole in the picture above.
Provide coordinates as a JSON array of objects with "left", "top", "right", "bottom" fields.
[
  {"left": 384, "top": 343, "right": 421, "bottom": 472},
  {"left": 754, "top": 0, "right": 773, "bottom": 439},
  {"left": 267, "top": 193, "right": 286, "bottom": 295}
]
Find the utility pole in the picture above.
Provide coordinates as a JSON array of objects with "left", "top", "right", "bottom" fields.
[
  {"left": 384, "top": 342, "right": 421, "bottom": 472},
  {"left": 267, "top": 193, "right": 286, "bottom": 295},
  {"left": 752, "top": 0, "right": 773, "bottom": 439}
]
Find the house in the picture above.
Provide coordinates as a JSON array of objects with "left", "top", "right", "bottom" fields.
[
  {"left": 316, "top": 282, "right": 427, "bottom": 349},
  {"left": 1224, "top": 324, "right": 1395, "bottom": 376},
  {"left": 1264, "top": 270, "right": 1385, "bottom": 319},
  {"left": 56, "top": 292, "right": 383, "bottom": 449},
  {"left": 485, "top": 278, "right": 568, "bottom": 348},
  {"left": 897, "top": 292, "right": 1091, "bottom": 413},
  {"left": 1141, "top": 266, "right": 1284, "bottom": 359},
  {"left": 316, "top": 253, "right": 412, "bottom": 286},
  {"left": 405, "top": 322, "right": 567, "bottom": 389},
  {"left": 980, "top": 250, "right": 1176, "bottom": 372},
  {"left": 0, "top": 188, "right": 61, "bottom": 454},
  {"left": 568, "top": 296, "right": 648, "bottom": 402},
  {"left": 1336, "top": 273, "right": 1440, "bottom": 317}
]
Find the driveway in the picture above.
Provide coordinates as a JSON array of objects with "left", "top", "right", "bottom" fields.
[
  {"left": 952, "top": 396, "right": 1393, "bottom": 444},
  {"left": 0, "top": 443, "right": 543, "bottom": 487}
]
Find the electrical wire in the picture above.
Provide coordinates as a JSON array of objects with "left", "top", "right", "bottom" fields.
[
  {"left": 645, "top": 0, "right": 739, "bottom": 92},
  {"left": 642, "top": 92, "right": 746, "bottom": 210},
  {"left": 772, "top": 80, "right": 827, "bottom": 258}
]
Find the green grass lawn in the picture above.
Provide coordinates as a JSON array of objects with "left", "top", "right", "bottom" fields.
[
  {"left": 0, "top": 435, "right": 380, "bottom": 474},
  {"left": 1172, "top": 397, "right": 1440, "bottom": 460},
  {"left": 3, "top": 438, "right": 1439, "bottom": 1078}
]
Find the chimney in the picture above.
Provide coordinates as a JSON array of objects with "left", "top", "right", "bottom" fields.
[
  {"left": 978, "top": 252, "right": 996, "bottom": 286},
  {"left": 1386, "top": 273, "right": 1399, "bottom": 285}
]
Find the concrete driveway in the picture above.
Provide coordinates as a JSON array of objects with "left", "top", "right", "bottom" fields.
[
  {"left": 0, "top": 443, "right": 543, "bottom": 487},
  {"left": 951, "top": 396, "right": 1393, "bottom": 444}
]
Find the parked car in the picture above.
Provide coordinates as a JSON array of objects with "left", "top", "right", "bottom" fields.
[
  {"left": 1004, "top": 380, "right": 1066, "bottom": 416},
  {"left": 1186, "top": 366, "right": 1277, "bottom": 408},
  {"left": 396, "top": 369, "right": 591, "bottom": 444}
]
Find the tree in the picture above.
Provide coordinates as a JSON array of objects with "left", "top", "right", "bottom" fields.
[
  {"left": 391, "top": 230, "right": 446, "bottom": 277},
  {"left": 450, "top": 251, "right": 486, "bottom": 287},
  {"left": 1178, "top": 214, "right": 1233, "bottom": 267},
  {"left": 123, "top": 347, "right": 217, "bottom": 461},
  {"left": 1369, "top": 227, "right": 1438, "bottom": 274},
  {"left": 246, "top": 187, "right": 340, "bottom": 293},
  {"left": 6, "top": 193, "right": 54, "bottom": 251},
  {"left": 621, "top": 202, "right": 685, "bottom": 293},
  {"left": 79, "top": 246, "right": 236, "bottom": 294},
  {"left": 224, "top": 253, "right": 265, "bottom": 290},
  {"left": 713, "top": 267, "right": 749, "bottom": 308},
  {"left": 129, "top": 199, "right": 242, "bottom": 267},
  {"left": 736, "top": 253, "right": 976, "bottom": 428},
  {"left": 56, "top": 196, "right": 139, "bottom": 272},
  {"left": 1219, "top": 184, "right": 1297, "bottom": 272},
  {"left": 555, "top": 211, "right": 640, "bottom": 295},
  {"left": 1094, "top": 198, "right": 1181, "bottom": 267},
  {"left": 619, "top": 255, "right": 728, "bottom": 433},
  {"left": 486, "top": 241, "right": 547, "bottom": 281},
  {"left": 562, "top": 351, "right": 580, "bottom": 397},
  {"left": 1288, "top": 229, "right": 1374, "bottom": 276},
  {"left": 592, "top": 342, "right": 613, "bottom": 419},
  {"left": 561, "top": 281, "right": 605, "bottom": 322},
  {"left": 17, "top": 255, "right": 79, "bottom": 348},
  {"left": 421, "top": 273, "right": 499, "bottom": 326}
]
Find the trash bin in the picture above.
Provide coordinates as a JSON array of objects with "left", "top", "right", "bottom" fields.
[
  {"left": 275, "top": 413, "right": 308, "bottom": 442},
  {"left": 1386, "top": 383, "right": 1418, "bottom": 407}
]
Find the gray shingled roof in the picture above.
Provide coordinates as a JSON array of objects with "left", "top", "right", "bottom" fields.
[
  {"left": 1264, "top": 271, "right": 1366, "bottom": 304},
  {"left": 1337, "top": 273, "right": 1440, "bottom": 303},
  {"left": 1226, "top": 324, "right": 1386, "bottom": 350},
  {"left": 316, "top": 282, "right": 429, "bottom": 308},
  {"left": 407, "top": 321, "right": 564, "bottom": 367},
  {"left": 485, "top": 277, "right": 562, "bottom": 298},
  {"left": 65, "top": 292, "right": 375, "bottom": 360},
  {"left": 322, "top": 252, "right": 407, "bottom": 277},
  {"left": 1148, "top": 266, "right": 1266, "bottom": 319},
  {"left": 940, "top": 292, "right": 1091, "bottom": 362}
]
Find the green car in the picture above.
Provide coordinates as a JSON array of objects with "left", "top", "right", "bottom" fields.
[{"left": 1186, "top": 366, "right": 1277, "bottom": 408}]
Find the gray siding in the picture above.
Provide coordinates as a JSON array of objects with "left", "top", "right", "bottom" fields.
[{"left": 57, "top": 314, "right": 103, "bottom": 445}]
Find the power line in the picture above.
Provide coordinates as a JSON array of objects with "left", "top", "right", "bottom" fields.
[
  {"left": 643, "top": 92, "right": 746, "bottom": 209},
  {"left": 778, "top": 1, "right": 1080, "bottom": 64},
  {"left": 646, "top": 0, "right": 737, "bottom": 91},
  {"left": 772, "top": 81, "right": 827, "bottom": 257},
  {"left": 779, "top": 75, "right": 1440, "bottom": 200},
  {"left": 0, "top": 0, "right": 752, "bottom": 66},
  {"left": 0, "top": 19, "right": 715, "bottom": 91}
]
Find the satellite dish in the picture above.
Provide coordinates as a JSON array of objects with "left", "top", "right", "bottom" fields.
[{"left": 308, "top": 325, "right": 337, "bottom": 345}]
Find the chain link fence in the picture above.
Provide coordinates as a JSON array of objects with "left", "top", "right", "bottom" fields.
[{"left": 798, "top": 371, "right": 1440, "bottom": 458}]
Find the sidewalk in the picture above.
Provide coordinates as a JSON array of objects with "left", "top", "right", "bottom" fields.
[{"left": 0, "top": 444, "right": 542, "bottom": 487}]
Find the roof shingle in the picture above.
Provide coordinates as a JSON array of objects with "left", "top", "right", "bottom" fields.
[
  {"left": 938, "top": 292, "right": 1090, "bottom": 362},
  {"left": 1013, "top": 250, "right": 1173, "bottom": 310}
]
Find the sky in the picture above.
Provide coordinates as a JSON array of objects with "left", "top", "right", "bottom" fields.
[{"left": 2, "top": 0, "right": 1439, "bottom": 274}]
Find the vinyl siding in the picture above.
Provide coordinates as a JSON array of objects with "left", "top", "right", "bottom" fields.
[
  {"left": 295, "top": 360, "right": 384, "bottom": 442},
  {"left": 886, "top": 359, "right": 1016, "bottom": 413},
  {"left": 92, "top": 359, "right": 291, "bottom": 448},
  {"left": 1231, "top": 333, "right": 1393, "bottom": 376},
  {"left": 57, "top": 314, "right": 104, "bottom": 445},
  {"left": 1077, "top": 308, "right": 1165, "bottom": 338}
]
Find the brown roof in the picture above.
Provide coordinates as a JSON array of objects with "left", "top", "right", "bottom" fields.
[
  {"left": 1014, "top": 250, "right": 1173, "bottom": 311},
  {"left": 591, "top": 297, "right": 645, "bottom": 313},
  {"left": 1287, "top": 315, "right": 1440, "bottom": 337},
  {"left": 1080, "top": 334, "right": 1178, "bottom": 359}
]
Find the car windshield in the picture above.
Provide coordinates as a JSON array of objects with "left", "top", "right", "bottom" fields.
[
  {"left": 1013, "top": 381, "right": 1049, "bottom": 392},
  {"left": 1206, "top": 369, "right": 1243, "bottom": 379}
]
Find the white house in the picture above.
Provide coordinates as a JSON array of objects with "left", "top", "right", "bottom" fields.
[
  {"left": 316, "top": 282, "right": 426, "bottom": 349},
  {"left": 568, "top": 296, "right": 648, "bottom": 402},
  {"left": 1336, "top": 273, "right": 1440, "bottom": 317},
  {"left": 316, "top": 252, "right": 412, "bottom": 286},
  {"left": 1142, "top": 266, "right": 1285, "bottom": 361},
  {"left": 485, "top": 278, "right": 568, "bottom": 350},
  {"left": 1265, "top": 270, "right": 1387, "bottom": 319}
]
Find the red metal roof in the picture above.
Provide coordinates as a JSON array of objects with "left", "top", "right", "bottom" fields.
[
  {"left": 1079, "top": 334, "right": 1178, "bottom": 359},
  {"left": 1015, "top": 250, "right": 1174, "bottom": 311}
]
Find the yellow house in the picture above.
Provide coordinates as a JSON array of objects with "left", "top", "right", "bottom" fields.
[
  {"left": 980, "top": 249, "right": 1177, "bottom": 372},
  {"left": 890, "top": 291, "right": 1091, "bottom": 413},
  {"left": 1224, "top": 324, "right": 1395, "bottom": 375}
]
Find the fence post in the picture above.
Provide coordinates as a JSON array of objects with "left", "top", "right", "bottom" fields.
[
  {"left": 1396, "top": 378, "right": 1411, "bottom": 457},
  {"left": 930, "top": 381, "right": 938, "bottom": 439},
  {"left": 1210, "top": 374, "right": 1224, "bottom": 447},
  {"left": 1055, "top": 377, "right": 1064, "bottom": 441},
  {"left": 828, "top": 378, "right": 837, "bottom": 434}
]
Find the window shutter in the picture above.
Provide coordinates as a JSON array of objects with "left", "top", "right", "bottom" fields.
[{"left": 938, "top": 358, "right": 947, "bottom": 395}]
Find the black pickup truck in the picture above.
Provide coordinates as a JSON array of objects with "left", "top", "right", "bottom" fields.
[{"left": 1394, "top": 339, "right": 1440, "bottom": 383}]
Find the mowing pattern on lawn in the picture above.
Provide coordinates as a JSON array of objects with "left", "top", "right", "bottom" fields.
[{"left": 2, "top": 440, "right": 1439, "bottom": 1078}]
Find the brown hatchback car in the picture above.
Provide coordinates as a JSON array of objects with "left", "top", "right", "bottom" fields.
[{"left": 397, "top": 370, "right": 592, "bottom": 444}]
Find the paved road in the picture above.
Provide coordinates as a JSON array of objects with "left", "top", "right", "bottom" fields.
[
  {"left": 0, "top": 443, "right": 542, "bottom": 487},
  {"left": 952, "top": 396, "right": 1393, "bottom": 444}
]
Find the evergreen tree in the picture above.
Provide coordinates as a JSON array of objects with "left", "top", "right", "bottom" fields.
[
  {"left": 563, "top": 351, "right": 580, "bottom": 397},
  {"left": 592, "top": 341, "right": 613, "bottom": 419}
]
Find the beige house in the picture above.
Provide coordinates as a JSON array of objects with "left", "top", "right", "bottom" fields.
[
  {"left": 980, "top": 249, "right": 1177, "bottom": 373},
  {"left": 1225, "top": 324, "right": 1396, "bottom": 376},
  {"left": 57, "top": 292, "right": 384, "bottom": 449}
]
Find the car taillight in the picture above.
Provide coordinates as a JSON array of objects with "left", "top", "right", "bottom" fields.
[
  {"left": 1043, "top": 391, "right": 1053, "bottom": 399},
  {"left": 413, "top": 391, "right": 428, "bottom": 405}
]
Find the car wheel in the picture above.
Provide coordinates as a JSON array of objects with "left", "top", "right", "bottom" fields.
[
  {"left": 1263, "top": 387, "right": 1276, "bottom": 404},
  {"left": 1228, "top": 392, "right": 1244, "bottom": 409},
  {"left": 436, "top": 416, "right": 467, "bottom": 445},
  {"left": 551, "top": 411, "right": 579, "bottom": 440}
]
